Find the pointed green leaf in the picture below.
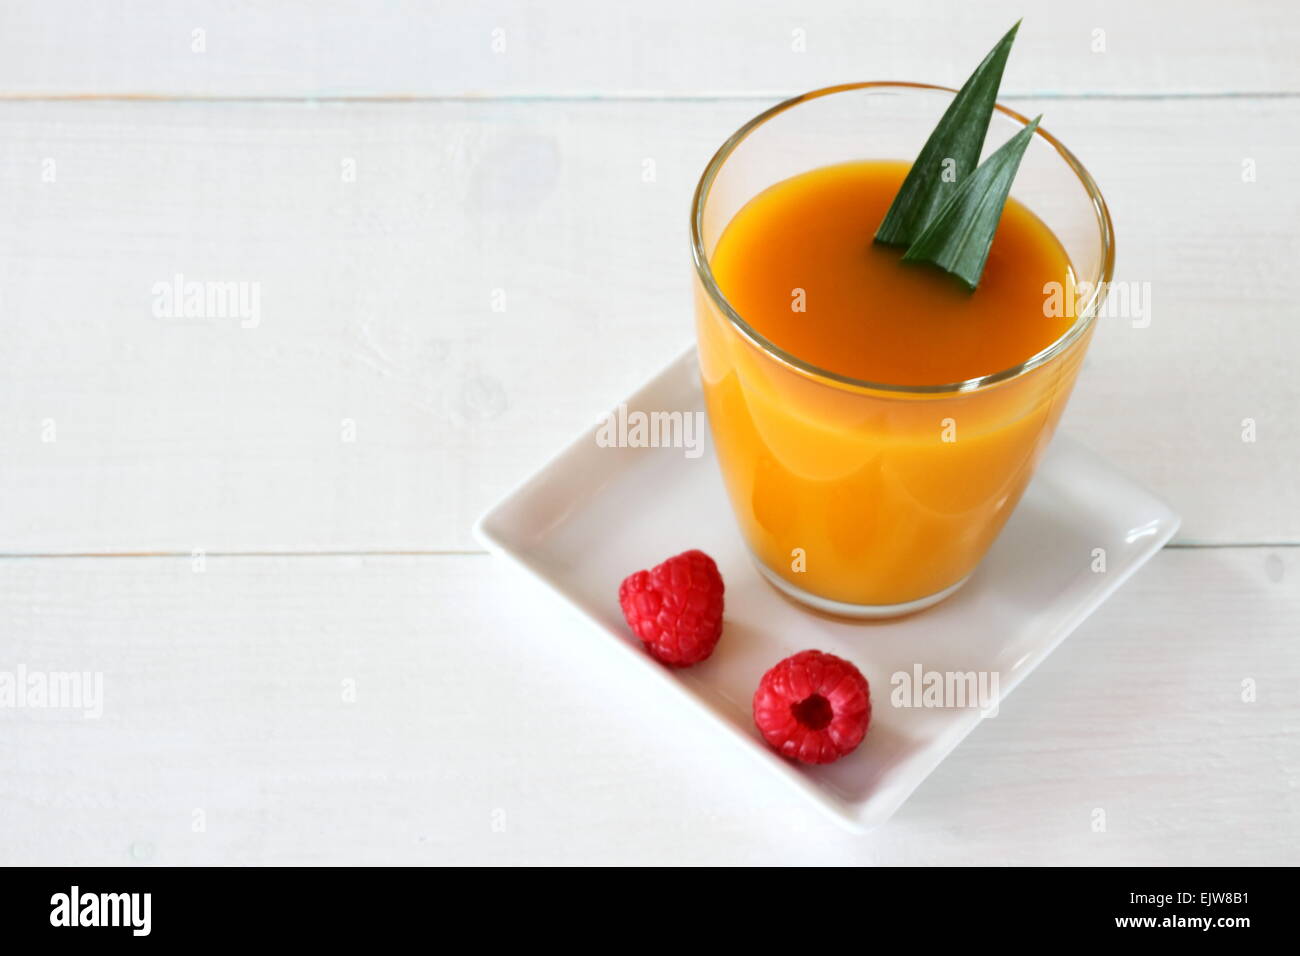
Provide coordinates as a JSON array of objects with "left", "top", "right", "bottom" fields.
[
  {"left": 875, "top": 20, "right": 1020, "bottom": 246},
  {"left": 900, "top": 116, "right": 1042, "bottom": 290}
]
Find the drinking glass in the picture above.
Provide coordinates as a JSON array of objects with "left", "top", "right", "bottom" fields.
[{"left": 691, "top": 83, "right": 1114, "bottom": 617}]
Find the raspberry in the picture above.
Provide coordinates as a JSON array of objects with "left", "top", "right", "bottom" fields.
[
  {"left": 618, "top": 550, "right": 724, "bottom": 667},
  {"left": 753, "top": 650, "right": 871, "bottom": 765}
]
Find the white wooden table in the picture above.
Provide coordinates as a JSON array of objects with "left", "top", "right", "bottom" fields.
[{"left": 1, "top": 2, "right": 1297, "bottom": 865}]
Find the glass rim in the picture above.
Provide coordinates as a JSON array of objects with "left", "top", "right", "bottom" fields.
[{"left": 689, "top": 81, "right": 1117, "bottom": 396}]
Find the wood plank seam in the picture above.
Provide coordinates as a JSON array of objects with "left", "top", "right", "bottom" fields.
[{"left": 3, "top": 91, "right": 1300, "bottom": 104}]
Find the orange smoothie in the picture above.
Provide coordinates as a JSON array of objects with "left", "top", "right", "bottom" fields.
[{"left": 696, "top": 159, "right": 1090, "bottom": 608}]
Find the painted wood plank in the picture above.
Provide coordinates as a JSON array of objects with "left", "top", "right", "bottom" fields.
[
  {"left": 0, "top": 96, "right": 1295, "bottom": 552},
  {"left": 1, "top": 1, "right": 1297, "bottom": 99},
  {"left": 0, "top": 547, "right": 1295, "bottom": 864}
]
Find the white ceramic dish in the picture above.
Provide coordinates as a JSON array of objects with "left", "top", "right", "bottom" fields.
[{"left": 475, "top": 348, "right": 1180, "bottom": 831}]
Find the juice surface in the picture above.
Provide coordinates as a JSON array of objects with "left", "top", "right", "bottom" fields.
[
  {"left": 709, "top": 160, "right": 1075, "bottom": 386},
  {"left": 695, "top": 159, "right": 1091, "bottom": 607}
]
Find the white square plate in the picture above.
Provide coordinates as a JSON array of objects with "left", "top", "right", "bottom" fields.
[{"left": 475, "top": 348, "right": 1180, "bottom": 831}]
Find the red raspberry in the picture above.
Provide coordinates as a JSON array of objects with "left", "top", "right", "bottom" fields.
[
  {"left": 753, "top": 650, "right": 871, "bottom": 765},
  {"left": 618, "top": 550, "right": 724, "bottom": 667}
]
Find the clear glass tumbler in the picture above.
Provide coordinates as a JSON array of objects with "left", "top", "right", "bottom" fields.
[{"left": 691, "top": 83, "right": 1114, "bottom": 618}]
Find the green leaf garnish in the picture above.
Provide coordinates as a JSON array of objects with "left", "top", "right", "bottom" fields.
[
  {"left": 874, "top": 20, "right": 1021, "bottom": 247},
  {"left": 900, "top": 115, "right": 1041, "bottom": 290}
]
